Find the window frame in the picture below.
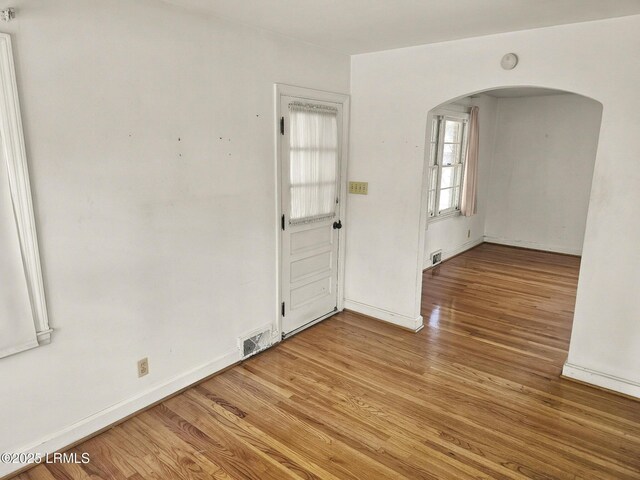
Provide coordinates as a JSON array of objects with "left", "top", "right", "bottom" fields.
[
  {"left": 287, "top": 102, "right": 340, "bottom": 225},
  {"left": 427, "top": 110, "right": 470, "bottom": 222},
  {"left": 0, "top": 33, "right": 51, "bottom": 356}
]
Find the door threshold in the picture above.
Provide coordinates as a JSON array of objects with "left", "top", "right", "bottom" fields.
[{"left": 282, "top": 308, "right": 339, "bottom": 340}]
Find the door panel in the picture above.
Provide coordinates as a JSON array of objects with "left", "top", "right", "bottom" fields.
[
  {"left": 291, "top": 275, "right": 333, "bottom": 309},
  {"left": 290, "top": 223, "right": 332, "bottom": 253},
  {"left": 281, "top": 95, "right": 343, "bottom": 335},
  {"left": 290, "top": 251, "right": 332, "bottom": 282}
]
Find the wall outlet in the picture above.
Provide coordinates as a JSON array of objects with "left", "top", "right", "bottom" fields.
[
  {"left": 349, "top": 181, "right": 368, "bottom": 195},
  {"left": 137, "top": 357, "right": 149, "bottom": 377}
]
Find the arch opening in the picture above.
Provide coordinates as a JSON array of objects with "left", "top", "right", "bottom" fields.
[{"left": 418, "top": 85, "right": 604, "bottom": 356}]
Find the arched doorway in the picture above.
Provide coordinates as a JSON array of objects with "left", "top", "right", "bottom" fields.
[{"left": 418, "top": 86, "right": 603, "bottom": 362}]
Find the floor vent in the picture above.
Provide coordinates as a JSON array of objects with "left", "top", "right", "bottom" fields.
[
  {"left": 239, "top": 326, "right": 272, "bottom": 359},
  {"left": 430, "top": 250, "right": 443, "bottom": 266}
]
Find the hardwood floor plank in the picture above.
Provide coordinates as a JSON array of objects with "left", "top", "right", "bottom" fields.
[
  {"left": 229, "top": 363, "right": 524, "bottom": 480},
  {"left": 16, "top": 466, "right": 57, "bottom": 480},
  {"left": 133, "top": 413, "right": 237, "bottom": 479},
  {"left": 7, "top": 244, "right": 640, "bottom": 479},
  {"left": 43, "top": 462, "right": 91, "bottom": 480},
  {"left": 221, "top": 368, "right": 485, "bottom": 480},
  {"left": 183, "top": 388, "right": 322, "bottom": 474},
  {"left": 273, "top": 338, "right": 638, "bottom": 479},
  {"left": 148, "top": 404, "right": 288, "bottom": 480},
  {"left": 203, "top": 373, "right": 415, "bottom": 480}
]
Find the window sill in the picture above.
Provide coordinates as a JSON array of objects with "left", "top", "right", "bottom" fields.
[
  {"left": 428, "top": 210, "right": 462, "bottom": 224},
  {"left": 37, "top": 328, "right": 53, "bottom": 345},
  {"left": 0, "top": 329, "right": 52, "bottom": 359}
]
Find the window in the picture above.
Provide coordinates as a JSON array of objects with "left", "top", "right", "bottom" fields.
[
  {"left": 427, "top": 113, "right": 469, "bottom": 219},
  {"left": 288, "top": 102, "right": 339, "bottom": 224},
  {"left": 0, "top": 33, "right": 50, "bottom": 358}
]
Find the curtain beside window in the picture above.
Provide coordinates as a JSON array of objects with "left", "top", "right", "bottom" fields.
[
  {"left": 461, "top": 106, "right": 479, "bottom": 217},
  {"left": 288, "top": 103, "right": 338, "bottom": 224}
]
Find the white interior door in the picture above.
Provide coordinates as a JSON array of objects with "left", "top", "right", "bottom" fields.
[{"left": 280, "top": 95, "right": 343, "bottom": 336}]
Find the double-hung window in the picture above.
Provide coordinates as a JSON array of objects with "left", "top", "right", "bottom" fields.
[{"left": 427, "top": 112, "right": 469, "bottom": 219}]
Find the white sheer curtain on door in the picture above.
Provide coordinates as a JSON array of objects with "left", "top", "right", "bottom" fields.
[{"left": 288, "top": 102, "right": 338, "bottom": 224}]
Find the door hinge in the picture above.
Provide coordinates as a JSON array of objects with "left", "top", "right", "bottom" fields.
[
  {"left": 281, "top": 301, "right": 285, "bottom": 317},
  {"left": 281, "top": 214, "right": 285, "bottom": 231},
  {"left": 280, "top": 116, "right": 284, "bottom": 135}
]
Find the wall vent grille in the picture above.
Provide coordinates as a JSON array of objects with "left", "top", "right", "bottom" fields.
[
  {"left": 431, "top": 250, "right": 443, "bottom": 266},
  {"left": 239, "top": 326, "right": 272, "bottom": 359}
]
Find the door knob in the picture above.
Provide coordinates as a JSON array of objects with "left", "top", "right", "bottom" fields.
[{"left": 333, "top": 220, "right": 342, "bottom": 229}]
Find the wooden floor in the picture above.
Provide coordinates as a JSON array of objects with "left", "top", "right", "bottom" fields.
[{"left": 13, "top": 244, "right": 640, "bottom": 479}]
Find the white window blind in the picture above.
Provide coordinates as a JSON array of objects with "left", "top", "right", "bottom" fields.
[
  {"left": 0, "top": 157, "right": 38, "bottom": 358},
  {"left": 0, "top": 34, "right": 50, "bottom": 359},
  {"left": 288, "top": 102, "right": 338, "bottom": 224}
]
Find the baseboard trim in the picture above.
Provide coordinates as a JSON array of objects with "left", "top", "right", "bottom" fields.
[
  {"left": 424, "top": 237, "right": 484, "bottom": 270},
  {"left": 483, "top": 236, "right": 582, "bottom": 256},
  {"left": 343, "top": 300, "right": 423, "bottom": 332},
  {"left": 562, "top": 362, "right": 640, "bottom": 400},
  {"left": 0, "top": 349, "right": 240, "bottom": 479}
]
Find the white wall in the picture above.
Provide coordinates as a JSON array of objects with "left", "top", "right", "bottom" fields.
[
  {"left": 423, "top": 95, "right": 497, "bottom": 268},
  {"left": 484, "top": 94, "right": 602, "bottom": 255},
  {"left": 348, "top": 15, "right": 640, "bottom": 397},
  {"left": 0, "top": 1, "right": 349, "bottom": 475}
]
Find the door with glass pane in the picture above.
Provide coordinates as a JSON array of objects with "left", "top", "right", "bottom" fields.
[{"left": 280, "top": 96, "right": 343, "bottom": 336}]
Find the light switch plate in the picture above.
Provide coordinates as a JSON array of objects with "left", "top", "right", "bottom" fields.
[{"left": 349, "top": 181, "right": 368, "bottom": 195}]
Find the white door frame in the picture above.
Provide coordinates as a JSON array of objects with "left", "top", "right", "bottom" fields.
[{"left": 274, "top": 84, "right": 350, "bottom": 341}]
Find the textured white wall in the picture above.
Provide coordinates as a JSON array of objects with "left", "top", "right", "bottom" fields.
[
  {"left": 349, "top": 15, "right": 640, "bottom": 397},
  {"left": 484, "top": 94, "right": 602, "bottom": 254},
  {"left": 0, "top": 0, "right": 349, "bottom": 474}
]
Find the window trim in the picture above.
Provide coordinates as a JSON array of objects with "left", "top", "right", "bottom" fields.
[
  {"left": 427, "top": 110, "right": 469, "bottom": 222},
  {"left": 0, "top": 33, "right": 51, "bottom": 350}
]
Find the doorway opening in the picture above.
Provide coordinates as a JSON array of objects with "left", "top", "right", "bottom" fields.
[{"left": 420, "top": 86, "right": 603, "bottom": 356}]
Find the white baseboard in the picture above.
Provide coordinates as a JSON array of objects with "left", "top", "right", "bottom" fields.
[
  {"left": 424, "top": 237, "right": 483, "bottom": 269},
  {"left": 344, "top": 300, "right": 424, "bottom": 332},
  {"left": 562, "top": 362, "right": 640, "bottom": 399},
  {"left": 0, "top": 349, "right": 240, "bottom": 478},
  {"left": 483, "top": 236, "right": 582, "bottom": 256}
]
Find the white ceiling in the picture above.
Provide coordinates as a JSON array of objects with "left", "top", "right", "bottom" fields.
[{"left": 161, "top": 0, "right": 640, "bottom": 54}]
